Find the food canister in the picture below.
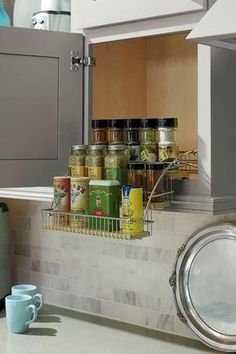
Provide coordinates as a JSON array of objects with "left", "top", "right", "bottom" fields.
[
  {"left": 68, "top": 145, "right": 87, "bottom": 177},
  {"left": 121, "top": 185, "right": 143, "bottom": 235},
  {"left": 91, "top": 120, "right": 108, "bottom": 145},
  {"left": 105, "top": 145, "right": 128, "bottom": 185},
  {"left": 70, "top": 177, "right": 89, "bottom": 228},
  {"left": 157, "top": 118, "right": 179, "bottom": 161},
  {"left": 89, "top": 180, "right": 120, "bottom": 232},
  {"left": 53, "top": 176, "right": 70, "bottom": 226},
  {"left": 85, "top": 145, "right": 106, "bottom": 180},
  {"left": 107, "top": 119, "right": 124, "bottom": 145}
]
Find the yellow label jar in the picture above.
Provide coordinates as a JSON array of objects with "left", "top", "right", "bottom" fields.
[
  {"left": 85, "top": 145, "right": 106, "bottom": 180},
  {"left": 121, "top": 185, "right": 144, "bottom": 235},
  {"left": 68, "top": 145, "right": 87, "bottom": 177}
]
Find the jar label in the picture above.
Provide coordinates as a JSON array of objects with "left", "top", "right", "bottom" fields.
[
  {"left": 87, "top": 166, "right": 103, "bottom": 180},
  {"left": 70, "top": 166, "right": 85, "bottom": 177}
]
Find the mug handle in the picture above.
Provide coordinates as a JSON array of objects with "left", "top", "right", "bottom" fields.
[
  {"left": 33, "top": 293, "right": 44, "bottom": 311},
  {"left": 26, "top": 304, "right": 38, "bottom": 325}
]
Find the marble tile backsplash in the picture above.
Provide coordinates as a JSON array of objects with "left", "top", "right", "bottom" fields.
[{"left": 2, "top": 198, "right": 232, "bottom": 339}]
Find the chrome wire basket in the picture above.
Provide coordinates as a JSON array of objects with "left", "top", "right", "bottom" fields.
[{"left": 42, "top": 208, "right": 153, "bottom": 240}]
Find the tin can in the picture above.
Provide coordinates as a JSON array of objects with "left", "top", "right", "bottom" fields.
[
  {"left": 70, "top": 177, "right": 89, "bottom": 228},
  {"left": 53, "top": 176, "right": 70, "bottom": 227},
  {"left": 89, "top": 180, "right": 120, "bottom": 232},
  {"left": 121, "top": 185, "right": 143, "bottom": 235}
]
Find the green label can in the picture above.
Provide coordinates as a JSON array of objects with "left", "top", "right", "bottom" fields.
[{"left": 89, "top": 180, "right": 120, "bottom": 232}]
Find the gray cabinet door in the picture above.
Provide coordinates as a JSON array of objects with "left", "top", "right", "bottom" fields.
[{"left": 0, "top": 27, "right": 83, "bottom": 187}]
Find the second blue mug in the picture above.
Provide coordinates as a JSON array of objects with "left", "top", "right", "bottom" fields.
[{"left": 11, "top": 284, "right": 44, "bottom": 311}]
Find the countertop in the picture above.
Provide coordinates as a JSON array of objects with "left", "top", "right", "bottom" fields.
[{"left": 0, "top": 304, "right": 220, "bottom": 354}]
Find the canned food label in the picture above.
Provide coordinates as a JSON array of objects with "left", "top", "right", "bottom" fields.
[
  {"left": 121, "top": 186, "right": 143, "bottom": 234},
  {"left": 70, "top": 166, "right": 85, "bottom": 177},
  {"left": 53, "top": 178, "right": 70, "bottom": 212},
  {"left": 71, "top": 182, "right": 88, "bottom": 212}
]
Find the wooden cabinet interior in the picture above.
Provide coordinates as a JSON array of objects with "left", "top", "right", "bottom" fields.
[{"left": 92, "top": 32, "right": 197, "bottom": 151}]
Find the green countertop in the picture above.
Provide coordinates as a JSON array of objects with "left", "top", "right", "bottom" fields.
[{"left": 0, "top": 305, "right": 220, "bottom": 354}]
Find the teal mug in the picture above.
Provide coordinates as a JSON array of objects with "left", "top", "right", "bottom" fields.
[
  {"left": 11, "top": 284, "right": 44, "bottom": 311},
  {"left": 5, "top": 295, "right": 38, "bottom": 333}
]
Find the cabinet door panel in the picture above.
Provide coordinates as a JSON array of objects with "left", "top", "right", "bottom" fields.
[
  {"left": 72, "top": 0, "right": 207, "bottom": 29},
  {"left": 0, "top": 27, "right": 83, "bottom": 187}
]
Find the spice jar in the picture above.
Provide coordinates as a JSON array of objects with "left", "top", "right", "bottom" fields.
[
  {"left": 107, "top": 119, "right": 124, "bottom": 145},
  {"left": 68, "top": 145, "right": 87, "bottom": 177},
  {"left": 128, "top": 163, "right": 145, "bottom": 187},
  {"left": 85, "top": 145, "right": 105, "bottom": 180},
  {"left": 105, "top": 145, "right": 128, "bottom": 185},
  {"left": 91, "top": 119, "right": 108, "bottom": 145},
  {"left": 140, "top": 119, "right": 158, "bottom": 144},
  {"left": 146, "top": 163, "right": 165, "bottom": 203},
  {"left": 124, "top": 119, "right": 141, "bottom": 161},
  {"left": 157, "top": 118, "right": 179, "bottom": 161},
  {"left": 124, "top": 119, "right": 140, "bottom": 145}
]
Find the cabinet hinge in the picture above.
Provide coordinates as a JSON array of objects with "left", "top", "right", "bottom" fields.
[{"left": 70, "top": 50, "right": 96, "bottom": 71}]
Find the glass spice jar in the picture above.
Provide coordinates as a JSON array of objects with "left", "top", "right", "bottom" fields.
[
  {"left": 128, "top": 163, "right": 145, "bottom": 187},
  {"left": 91, "top": 119, "right": 108, "bottom": 145},
  {"left": 146, "top": 163, "right": 165, "bottom": 203},
  {"left": 68, "top": 145, "right": 87, "bottom": 177},
  {"left": 123, "top": 119, "right": 140, "bottom": 145},
  {"left": 157, "top": 118, "right": 179, "bottom": 161},
  {"left": 105, "top": 145, "right": 129, "bottom": 185},
  {"left": 85, "top": 145, "right": 105, "bottom": 180},
  {"left": 140, "top": 118, "right": 158, "bottom": 144},
  {"left": 107, "top": 119, "right": 124, "bottom": 145}
]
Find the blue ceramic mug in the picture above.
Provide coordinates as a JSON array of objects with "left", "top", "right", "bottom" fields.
[
  {"left": 11, "top": 284, "right": 44, "bottom": 311},
  {"left": 5, "top": 295, "right": 38, "bottom": 333}
]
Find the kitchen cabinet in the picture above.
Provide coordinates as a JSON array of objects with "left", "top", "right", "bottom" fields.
[
  {"left": 0, "top": 26, "right": 84, "bottom": 188},
  {"left": 89, "top": 30, "right": 236, "bottom": 213},
  {"left": 2, "top": 3, "right": 236, "bottom": 213},
  {"left": 71, "top": 0, "right": 208, "bottom": 30}
]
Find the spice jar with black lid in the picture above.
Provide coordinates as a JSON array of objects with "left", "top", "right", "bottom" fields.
[
  {"left": 124, "top": 119, "right": 141, "bottom": 160},
  {"left": 157, "top": 118, "right": 179, "bottom": 161},
  {"left": 128, "top": 162, "right": 145, "bottom": 187},
  {"left": 140, "top": 118, "right": 158, "bottom": 144},
  {"left": 107, "top": 119, "right": 124, "bottom": 145},
  {"left": 91, "top": 119, "right": 108, "bottom": 145},
  {"left": 145, "top": 163, "right": 165, "bottom": 203}
]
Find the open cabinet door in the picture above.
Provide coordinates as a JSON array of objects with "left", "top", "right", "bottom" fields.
[{"left": 0, "top": 27, "right": 84, "bottom": 187}]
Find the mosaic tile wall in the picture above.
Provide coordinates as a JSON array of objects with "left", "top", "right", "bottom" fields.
[{"left": 2, "top": 198, "right": 233, "bottom": 338}]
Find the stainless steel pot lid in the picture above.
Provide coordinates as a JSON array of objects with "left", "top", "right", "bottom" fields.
[{"left": 170, "top": 223, "right": 236, "bottom": 352}]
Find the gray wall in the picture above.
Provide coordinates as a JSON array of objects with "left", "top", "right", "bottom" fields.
[{"left": 2, "top": 0, "right": 15, "bottom": 24}]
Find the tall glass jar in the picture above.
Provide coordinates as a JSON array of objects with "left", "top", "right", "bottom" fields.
[
  {"left": 107, "top": 119, "right": 124, "bottom": 145},
  {"left": 157, "top": 118, "right": 179, "bottom": 161},
  {"left": 105, "top": 145, "right": 128, "bottom": 185},
  {"left": 85, "top": 145, "right": 105, "bottom": 180},
  {"left": 68, "top": 145, "right": 87, "bottom": 177},
  {"left": 91, "top": 119, "right": 108, "bottom": 145}
]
